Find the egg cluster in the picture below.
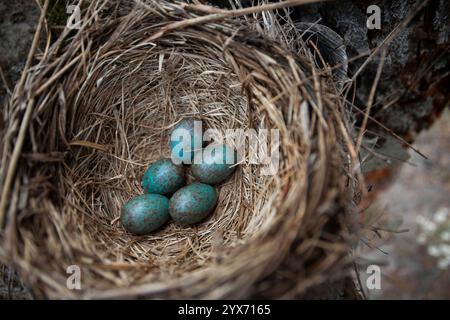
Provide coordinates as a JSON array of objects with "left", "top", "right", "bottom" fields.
[{"left": 121, "top": 118, "right": 237, "bottom": 235}]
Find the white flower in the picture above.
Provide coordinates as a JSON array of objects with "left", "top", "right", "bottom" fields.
[
  {"left": 440, "top": 244, "right": 450, "bottom": 257},
  {"left": 428, "top": 245, "right": 440, "bottom": 257},
  {"left": 437, "top": 257, "right": 450, "bottom": 270},
  {"left": 417, "top": 233, "right": 427, "bottom": 244},
  {"left": 434, "top": 208, "right": 449, "bottom": 224},
  {"left": 424, "top": 221, "right": 437, "bottom": 233},
  {"left": 416, "top": 215, "right": 427, "bottom": 225},
  {"left": 441, "top": 231, "right": 450, "bottom": 242}
]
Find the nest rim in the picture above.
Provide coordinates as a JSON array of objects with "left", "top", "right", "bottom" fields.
[{"left": 0, "top": 0, "right": 359, "bottom": 299}]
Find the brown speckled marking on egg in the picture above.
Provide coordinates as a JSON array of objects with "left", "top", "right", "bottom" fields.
[
  {"left": 121, "top": 194, "right": 170, "bottom": 235},
  {"left": 169, "top": 183, "right": 217, "bottom": 226},
  {"left": 142, "top": 158, "right": 186, "bottom": 195}
]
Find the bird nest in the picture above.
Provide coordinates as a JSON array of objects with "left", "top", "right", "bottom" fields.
[{"left": 0, "top": 0, "right": 360, "bottom": 299}]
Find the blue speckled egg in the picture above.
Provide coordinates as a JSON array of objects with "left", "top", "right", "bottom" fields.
[
  {"left": 170, "top": 118, "right": 203, "bottom": 164},
  {"left": 169, "top": 183, "right": 218, "bottom": 226},
  {"left": 191, "top": 144, "right": 237, "bottom": 185},
  {"left": 142, "top": 158, "right": 186, "bottom": 195},
  {"left": 121, "top": 194, "right": 170, "bottom": 235}
]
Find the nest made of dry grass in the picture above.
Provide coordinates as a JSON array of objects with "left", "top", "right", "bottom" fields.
[{"left": 0, "top": 0, "right": 361, "bottom": 299}]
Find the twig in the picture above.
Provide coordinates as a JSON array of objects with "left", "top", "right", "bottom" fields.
[
  {"left": 14, "top": 0, "right": 49, "bottom": 100},
  {"left": 360, "top": 144, "right": 417, "bottom": 168},
  {"left": 347, "top": 99, "right": 428, "bottom": 160},
  {"left": 147, "top": 0, "right": 327, "bottom": 41},
  {"left": 353, "top": 261, "right": 367, "bottom": 300},
  {"left": 35, "top": 55, "right": 82, "bottom": 96},
  {"left": 355, "top": 48, "right": 386, "bottom": 154},
  {"left": 0, "top": 0, "right": 49, "bottom": 227},
  {"left": 370, "top": 226, "right": 409, "bottom": 234},
  {"left": 0, "top": 65, "right": 12, "bottom": 95}
]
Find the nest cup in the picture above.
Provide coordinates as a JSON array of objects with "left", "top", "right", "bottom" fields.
[{"left": 0, "top": 1, "right": 359, "bottom": 299}]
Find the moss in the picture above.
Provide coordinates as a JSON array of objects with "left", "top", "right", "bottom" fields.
[{"left": 45, "top": 0, "right": 69, "bottom": 27}]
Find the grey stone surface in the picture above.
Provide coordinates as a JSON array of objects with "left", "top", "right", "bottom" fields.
[
  {"left": 292, "top": 0, "right": 450, "bottom": 136},
  {"left": 0, "top": 0, "right": 40, "bottom": 107}
]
